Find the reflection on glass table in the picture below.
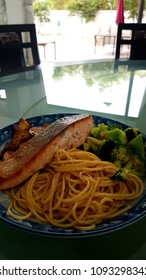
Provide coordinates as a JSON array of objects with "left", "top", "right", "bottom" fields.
[
  {"left": 45, "top": 64, "right": 145, "bottom": 118},
  {"left": 0, "top": 68, "right": 46, "bottom": 128},
  {"left": 0, "top": 60, "right": 146, "bottom": 133},
  {"left": 41, "top": 60, "right": 146, "bottom": 134}
]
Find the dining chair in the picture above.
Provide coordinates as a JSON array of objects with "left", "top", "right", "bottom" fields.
[
  {"left": 0, "top": 24, "right": 40, "bottom": 76},
  {"left": 115, "top": 23, "right": 146, "bottom": 60},
  {"left": 94, "top": 27, "right": 116, "bottom": 55}
]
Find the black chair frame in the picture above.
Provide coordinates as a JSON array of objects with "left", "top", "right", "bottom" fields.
[
  {"left": 115, "top": 23, "right": 146, "bottom": 60},
  {"left": 0, "top": 24, "right": 40, "bottom": 76}
]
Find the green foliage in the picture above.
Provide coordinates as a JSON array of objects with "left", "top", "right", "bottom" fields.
[
  {"left": 33, "top": 0, "right": 52, "bottom": 23},
  {"left": 33, "top": 0, "right": 144, "bottom": 24},
  {"left": 50, "top": 0, "right": 71, "bottom": 10},
  {"left": 66, "top": 0, "right": 109, "bottom": 22},
  {"left": 124, "top": 0, "right": 139, "bottom": 20}
]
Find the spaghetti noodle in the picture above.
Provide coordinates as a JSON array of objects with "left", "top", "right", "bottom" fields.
[{"left": 6, "top": 149, "right": 144, "bottom": 231}]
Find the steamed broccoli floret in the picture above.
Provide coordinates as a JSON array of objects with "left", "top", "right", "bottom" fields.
[
  {"left": 111, "top": 145, "right": 145, "bottom": 178},
  {"left": 91, "top": 123, "right": 108, "bottom": 139},
  {"left": 111, "top": 145, "right": 130, "bottom": 168},
  {"left": 103, "top": 128, "right": 127, "bottom": 144},
  {"left": 86, "top": 136, "right": 105, "bottom": 152},
  {"left": 97, "top": 140, "right": 116, "bottom": 161},
  {"left": 83, "top": 142, "right": 91, "bottom": 151},
  {"left": 110, "top": 154, "right": 145, "bottom": 182},
  {"left": 125, "top": 153, "right": 145, "bottom": 177},
  {"left": 92, "top": 125, "right": 127, "bottom": 144},
  {"left": 125, "top": 127, "right": 139, "bottom": 142},
  {"left": 128, "top": 134, "right": 145, "bottom": 160},
  {"left": 107, "top": 124, "right": 119, "bottom": 131},
  {"left": 86, "top": 122, "right": 146, "bottom": 178},
  {"left": 110, "top": 168, "right": 128, "bottom": 182},
  {"left": 83, "top": 136, "right": 105, "bottom": 153}
]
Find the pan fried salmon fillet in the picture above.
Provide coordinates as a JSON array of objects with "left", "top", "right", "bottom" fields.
[{"left": 0, "top": 114, "right": 93, "bottom": 189}]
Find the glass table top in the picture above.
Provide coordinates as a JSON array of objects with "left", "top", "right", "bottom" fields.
[
  {"left": 0, "top": 59, "right": 146, "bottom": 134},
  {"left": 1, "top": 59, "right": 146, "bottom": 260}
]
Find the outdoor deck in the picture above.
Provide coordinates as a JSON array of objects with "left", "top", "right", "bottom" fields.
[
  {"left": 36, "top": 10, "right": 131, "bottom": 63},
  {"left": 38, "top": 33, "right": 130, "bottom": 63}
]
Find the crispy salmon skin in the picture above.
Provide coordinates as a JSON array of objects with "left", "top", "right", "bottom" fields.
[{"left": 0, "top": 114, "right": 93, "bottom": 189}]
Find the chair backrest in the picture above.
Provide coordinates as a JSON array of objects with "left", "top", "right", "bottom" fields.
[
  {"left": 115, "top": 23, "right": 146, "bottom": 60},
  {"left": 0, "top": 24, "right": 40, "bottom": 76}
]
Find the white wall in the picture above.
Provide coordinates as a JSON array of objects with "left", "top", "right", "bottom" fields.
[
  {"left": 5, "top": 0, "right": 34, "bottom": 24},
  {"left": 5, "top": 0, "right": 24, "bottom": 23}
]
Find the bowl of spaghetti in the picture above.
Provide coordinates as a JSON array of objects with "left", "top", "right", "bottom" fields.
[{"left": 0, "top": 114, "right": 146, "bottom": 237}]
